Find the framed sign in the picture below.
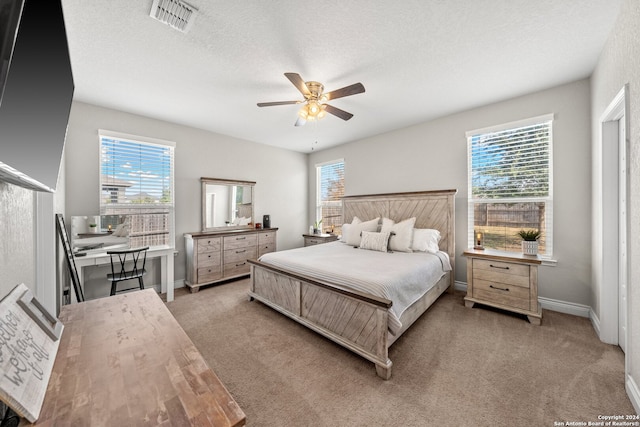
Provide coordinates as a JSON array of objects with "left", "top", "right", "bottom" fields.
[{"left": 0, "top": 283, "right": 62, "bottom": 423}]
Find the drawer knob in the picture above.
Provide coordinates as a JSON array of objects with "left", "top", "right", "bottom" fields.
[
  {"left": 489, "top": 264, "right": 510, "bottom": 270},
  {"left": 490, "top": 285, "right": 509, "bottom": 292},
  {"left": 236, "top": 262, "right": 246, "bottom": 267},
  {"left": 237, "top": 237, "right": 246, "bottom": 240},
  {"left": 236, "top": 249, "right": 246, "bottom": 254}
]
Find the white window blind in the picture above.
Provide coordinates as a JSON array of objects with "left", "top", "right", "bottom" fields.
[
  {"left": 99, "top": 130, "right": 175, "bottom": 248},
  {"left": 467, "top": 114, "right": 553, "bottom": 256},
  {"left": 316, "top": 159, "right": 344, "bottom": 234}
]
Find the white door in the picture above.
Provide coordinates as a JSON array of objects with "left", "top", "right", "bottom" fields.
[{"left": 618, "top": 114, "right": 627, "bottom": 353}]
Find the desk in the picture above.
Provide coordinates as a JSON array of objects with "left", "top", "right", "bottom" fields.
[
  {"left": 74, "top": 245, "right": 176, "bottom": 302},
  {"left": 28, "top": 289, "right": 246, "bottom": 426}
]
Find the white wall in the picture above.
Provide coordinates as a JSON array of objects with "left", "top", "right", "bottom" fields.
[
  {"left": 309, "top": 79, "right": 592, "bottom": 306},
  {"left": 0, "top": 157, "right": 64, "bottom": 314},
  {"left": 0, "top": 182, "right": 35, "bottom": 297},
  {"left": 64, "top": 101, "right": 307, "bottom": 295},
  {"left": 590, "top": 0, "right": 640, "bottom": 410}
]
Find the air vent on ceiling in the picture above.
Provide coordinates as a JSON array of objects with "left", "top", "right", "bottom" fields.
[{"left": 150, "top": 0, "right": 198, "bottom": 33}]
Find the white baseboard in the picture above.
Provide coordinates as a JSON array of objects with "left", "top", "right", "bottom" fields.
[
  {"left": 455, "top": 281, "right": 591, "bottom": 318},
  {"left": 626, "top": 374, "right": 640, "bottom": 414},
  {"left": 538, "top": 296, "right": 590, "bottom": 318}
]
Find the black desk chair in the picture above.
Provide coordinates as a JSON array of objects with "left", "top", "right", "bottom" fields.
[{"left": 107, "top": 246, "right": 149, "bottom": 296}]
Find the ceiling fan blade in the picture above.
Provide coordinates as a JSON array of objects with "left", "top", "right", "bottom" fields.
[
  {"left": 285, "top": 73, "right": 311, "bottom": 97},
  {"left": 294, "top": 117, "right": 306, "bottom": 127},
  {"left": 324, "top": 82, "right": 365, "bottom": 101},
  {"left": 324, "top": 104, "right": 354, "bottom": 121},
  {"left": 257, "top": 100, "right": 300, "bottom": 107}
]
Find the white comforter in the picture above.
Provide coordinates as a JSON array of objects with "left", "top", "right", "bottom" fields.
[{"left": 258, "top": 241, "right": 451, "bottom": 335}]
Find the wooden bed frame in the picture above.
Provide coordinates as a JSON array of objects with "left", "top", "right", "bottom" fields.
[{"left": 248, "top": 189, "right": 456, "bottom": 379}]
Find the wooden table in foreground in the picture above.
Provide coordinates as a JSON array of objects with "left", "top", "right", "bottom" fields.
[{"left": 28, "top": 289, "right": 245, "bottom": 426}]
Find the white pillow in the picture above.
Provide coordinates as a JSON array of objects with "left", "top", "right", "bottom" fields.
[
  {"left": 411, "top": 228, "right": 441, "bottom": 253},
  {"left": 345, "top": 217, "right": 380, "bottom": 246},
  {"left": 380, "top": 217, "right": 416, "bottom": 252},
  {"left": 359, "top": 231, "right": 391, "bottom": 252},
  {"left": 340, "top": 217, "right": 363, "bottom": 243},
  {"left": 340, "top": 223, "right": 352, "bottom": 243},
  {"left": 112, "top": 222, "right": 129, "bottom": 237}
]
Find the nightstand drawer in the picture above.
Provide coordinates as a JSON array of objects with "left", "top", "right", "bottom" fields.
[
  {"left": 473, "top": 259, "right": 530, "bottom": 289},
  {"left": 472, "top": 278, "right": 531, "bottom": 311}
]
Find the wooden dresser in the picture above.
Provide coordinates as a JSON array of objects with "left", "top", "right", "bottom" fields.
[
  {"left": 463, "top": 248, "right": 542, "bottom": 325},
  {"left": 302, "top": 233, "right": 339, "bottom": 246},
  {"left": 184, "top": 228, "right": 277, "bottom": 293},
  {"left": 29, "top": 289, "right": 245, "bottom": 426}
]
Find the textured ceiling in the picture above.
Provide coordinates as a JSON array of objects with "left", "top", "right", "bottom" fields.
[{"left": 60, "top": 0, "right": 622, "bottom": 153}]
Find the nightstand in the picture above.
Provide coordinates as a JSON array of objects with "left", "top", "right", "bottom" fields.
[
  {"left": 463, "top": 248, "right": 542, "bottom": 325},
  {"left": 303, "top": 233, "right": 339, "bottom": 247}
]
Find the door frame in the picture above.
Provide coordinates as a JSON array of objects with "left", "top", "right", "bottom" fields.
[{"left": 598, "top": 84, "right": 629, "bottom": 351}]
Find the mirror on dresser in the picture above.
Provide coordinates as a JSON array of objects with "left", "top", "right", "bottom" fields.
[
  {"left": 186, "top": 178, "right": 277, "bottom": 293},
  {"left": 201, "top": 177, "right": 255, "bottom": 231}
]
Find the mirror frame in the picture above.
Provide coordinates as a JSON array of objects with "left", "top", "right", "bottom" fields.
[{"left": 201, "top": 177, "right": 256, "bottom": 232}]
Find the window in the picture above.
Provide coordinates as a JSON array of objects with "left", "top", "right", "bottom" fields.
[
  {"left": 99, "top": 130, "right": 175, "bottom": 248},
  {"left": 467, "top": 114, "right": 553, "bottom": 256},
  {"left": 316, "top": 159, "right": 345, "bottom": 234}
]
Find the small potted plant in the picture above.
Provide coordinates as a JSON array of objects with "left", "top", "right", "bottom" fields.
[
  {"left": 517, "top": 229, "right": 541, "bottom": 255},
  {"left": 313, "top": 219, "right": 322, "bottom": 234},
  {"left": 88, "top": 223, "right": 98, "bottom": 234}
]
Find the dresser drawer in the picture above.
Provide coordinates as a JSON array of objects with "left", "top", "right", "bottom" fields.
[
  {"left": 224, "top": 246, "right": 257, "bottom": 263},
  {"left": 472, "top": 259, "right": 530, "bottom": 289},
  {"left": 223, "top": 234, "right": 257, "bottom": 250},
  {"left": 258, "top": 244, "right": 275, "bottom": 257},
  {"left": 258, "top": 231, "right": 276, "bottom": 245},
  {"left": 472, "top": 278, "right": 531, "bottom": 311},
  {"left": 224, "top": 260, "right": 251, "bottom": 277},
  {"left": 198, "top": 265, "right": 222, "bottom": 283},
  {"left": 197, "top": 237, "right": 221, "bottom": 253},
  {"left": 197, "top": 251, "right": 221, "bottom": 267}
]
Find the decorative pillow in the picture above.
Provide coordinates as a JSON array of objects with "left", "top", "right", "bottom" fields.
[
  {"left": 359, "top": 231, "right": 391, "bottom": 252},
  {"left": 380, "top": 217, "right": 416, "bottom": 252},
  {"left": 344, "top": 217, "right": 380, "bottom": 246},
  {"left": 411, "top": 228, "right": 441, "bottom": 253},
  {"left": 112, "top": 217, "right": 130, "bottom": 237},
  {"left": 340, "top": 217, "right": 363, "bottom": 243}
]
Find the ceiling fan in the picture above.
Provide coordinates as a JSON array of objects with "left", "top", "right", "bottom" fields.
[{"left": 257, "top": 72, "right": 365, "bottom": 127}]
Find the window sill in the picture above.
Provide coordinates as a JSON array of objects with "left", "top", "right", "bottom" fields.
[{"left": 540, "top": 257, "right": 557, "bottom": 267}]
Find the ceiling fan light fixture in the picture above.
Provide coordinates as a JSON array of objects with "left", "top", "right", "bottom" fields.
[
  {"left": 299, "top": 101, "right": 326, "bottom": 121},
  {"left": 308, "top": 101, "right": 320, "bottom": 115}
]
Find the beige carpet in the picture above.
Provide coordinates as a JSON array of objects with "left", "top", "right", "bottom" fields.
[{"left": 165, "top": 279, "right": 634, "bottom": 426}]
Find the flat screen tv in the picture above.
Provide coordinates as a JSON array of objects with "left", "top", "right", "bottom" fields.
[
  {"left": 0, "top": 0, "right": 74, "bottom": 192},
  {"left": 0, "top": 0, "right": 24, "bottom": 107}
]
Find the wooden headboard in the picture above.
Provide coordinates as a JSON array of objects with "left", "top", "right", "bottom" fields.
[{"left": 342, "top": 189, "right": 457, "bottom": 272}]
